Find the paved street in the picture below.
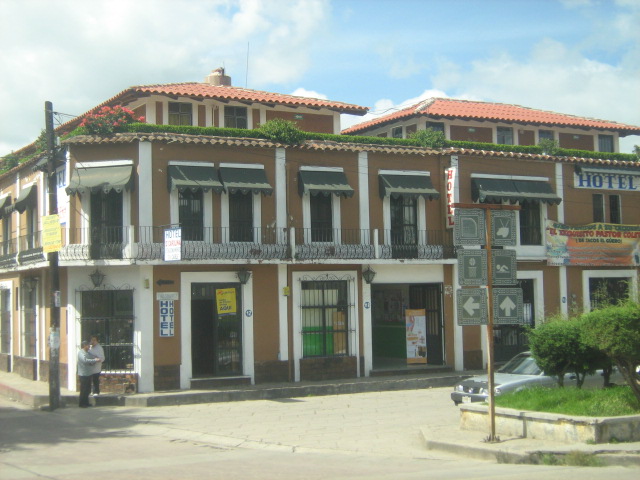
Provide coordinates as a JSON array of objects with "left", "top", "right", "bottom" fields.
[{"left": 1, "top": 387, "right": 638, "bottom": 479}]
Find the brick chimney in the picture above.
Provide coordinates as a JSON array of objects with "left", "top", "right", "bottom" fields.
[{"left": 204, "top": 67, "right": 231, "bottom": 86}]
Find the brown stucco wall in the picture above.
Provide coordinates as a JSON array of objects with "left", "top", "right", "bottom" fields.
[
  {"left": 559, "top": 132, "right": 594, "bottom": 151},
  {"left": 450, "top": 125, "right": 493, "bottom": 143},
  {"left": 266, "top": 110, "right": 334, "bottom": 134},
  {"left": 518, "top": 129, "right": 535, "bottom": 146}
]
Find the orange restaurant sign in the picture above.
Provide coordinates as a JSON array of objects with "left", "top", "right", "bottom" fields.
[{"left": 546, "top": 220, "right": 640, "bottom": 266}]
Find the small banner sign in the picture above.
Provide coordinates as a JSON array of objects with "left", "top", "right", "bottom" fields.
[
  {"left": 216, "top": 288, "right": 237, "bottom": 316},
  {"left": 42, "top": 214, "right": 62, "bottom": 253}
]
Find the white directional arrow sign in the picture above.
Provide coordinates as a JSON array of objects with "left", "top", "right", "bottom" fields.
[
  {"left": 464, "top": 296, "right": 480, "bottom": 316},
  {"left": 499, "top": 296, "right": 517, "bottom": 316},
  {"left": 457, "top": 288, "right": 487, "bottom": 326},
  {"left": 493, "top": 288, "right": 524, "bottom": 325}
]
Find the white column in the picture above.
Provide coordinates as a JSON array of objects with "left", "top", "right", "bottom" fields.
[
  {"left": 358, "top": 152, "right": 370, "bottom": 243},
  {"left": 137, "top": 265, "right": 155, "bottom": 392},
  {"left": 278, "top": 264, "right": 289, "bottom": 361},
  {"left": 138, "top": 142, "right": 153, "bottom": 227},
  {"left": 362, "top": 281, "right": 373, "bottom": 376},
  {"left": 275, "top": 148, "right": 287, "bottom": 243}
]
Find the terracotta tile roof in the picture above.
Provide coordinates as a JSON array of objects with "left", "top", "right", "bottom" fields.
[
  {"left": 341, "top": 98, "right": 640, "bottom": 136},
  {"left": 50, "top": 82, "right": 367, "bottom": 138},
  {"left": 128, "top": 83, "right": 368, "bottom": 114},
  {"left": 60, "top": 132, "right": 640, "bottom": 168}
]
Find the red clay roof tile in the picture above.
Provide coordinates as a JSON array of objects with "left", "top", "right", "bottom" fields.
[{"left": 341, "top": 98, "right": 640, "bottom": 135}]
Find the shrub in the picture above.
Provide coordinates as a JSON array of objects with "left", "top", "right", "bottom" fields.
[
  {"left": 538, "top": 138, "right": 560, "bottom": 155},
  {"left": 257, "top": 118, "right": 305, "bottom": 145},
  {"left": 408, "top": 128, "right": 446, "bottom": 149},
  {"left": 80, "top": 105, "right": 145, "bottom": 135},
  {"left": 527, "top": 315, "right": 601, "bottom": 387},
  {"left": 581, "top": 301, "right": 640, "bottom": 405}
]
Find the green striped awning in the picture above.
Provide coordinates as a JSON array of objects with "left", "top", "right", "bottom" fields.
[
  {"left": 472, "top": 178, "right": 561, "bottom": 205},
  {"left": 14, "top": 185, "right": 37, "bottom": 213},
  {"left": 219, "top": 166, "right": 273, "bottom": 195},
  {"left": 298, "top": 169, "right": 354, "bottom": 197},
  {"left": 379, "top": 173, "right": 439, "bottom": 199},
  {"left": 66, "top": 164, "right": 134, "bottom": 195},
  {"left": 167, "top": 164, "right": 224, "bottom": 193}
]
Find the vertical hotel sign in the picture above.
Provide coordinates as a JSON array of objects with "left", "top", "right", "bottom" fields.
[
  {"left": 445, "top": 156, "right": 458, "bottom": 228},
  {"left": 157, "top": 292, "right": 178, "bottom": 337}
]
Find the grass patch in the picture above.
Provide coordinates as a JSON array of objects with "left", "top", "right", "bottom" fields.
[{"left": 494, "top": 385, "right": 640, "bottom": 417}]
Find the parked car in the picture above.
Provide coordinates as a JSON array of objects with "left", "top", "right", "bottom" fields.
[{"left": 451, "top": 351, "right": 618, "bottom": 405}]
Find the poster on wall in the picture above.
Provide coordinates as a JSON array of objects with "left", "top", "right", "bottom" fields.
[
  {"left": 406, "top": 309, "right": 427, "bottom": 364},
  {"left": 546, "top": 220, "right": 640, "bottom": 266},
  {"left": 216, "top": 288, "right": 237, "bottom": 316}
]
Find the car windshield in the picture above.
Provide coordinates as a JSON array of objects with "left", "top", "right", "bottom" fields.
[{"left": 497, "top": 354, "right": 542, "bottom": 375}]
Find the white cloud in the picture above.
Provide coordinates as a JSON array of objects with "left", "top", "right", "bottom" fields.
[
  {"left": 0, "top": 0, "right": 330, "bottom": 154},
  {"left": 290, "top": 88, "right": 328, "bottom": 100},
  {"left": 341, "top": 88, "right": 450, "bottom": 131}
]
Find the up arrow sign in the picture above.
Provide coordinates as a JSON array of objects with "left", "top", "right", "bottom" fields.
[
  {"left": 493, "top": 288, "right": 524, "bottom": 325},
  {"left": 464, "top": 296, "right": 480, "bottom": 316},
  {"left": 499, "top": 296, "right": 517, "bottom": 316}
]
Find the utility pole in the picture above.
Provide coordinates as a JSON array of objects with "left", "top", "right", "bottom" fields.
[{"left": 45, "top": 101, "right": 61, "bottom": 410}]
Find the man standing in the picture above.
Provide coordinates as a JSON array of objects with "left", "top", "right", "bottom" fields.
[
  {"left": 88, "top": 335, "right": 105, "bottom": 396},
  {"left": 78, "top": 340, "right": 97, "bottom": 408}
]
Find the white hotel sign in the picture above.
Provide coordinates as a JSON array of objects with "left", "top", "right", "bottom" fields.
[{"left": 575, "top": 169, "right": 640, "bottom": 191}]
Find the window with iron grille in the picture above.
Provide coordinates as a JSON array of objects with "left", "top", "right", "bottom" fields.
[
  {"left": 589, "top": 277, "right": 629, "bottom": 309},
  {"left": 168, "top": 102, "right": 192, "bottom": 126},
  {"left": 90, "top": 190, "right": 123, "bottom": 259},
  {"left": 519, "top": 202, "right": 541, "bottom": 245},
  {"left": 598, "top": 134, "right": 614, "bottom": 153},
  {"left": 229, "top": 192, "right": 253, "bottom": 242},
  {"left": 592, "top": 194, "right": 605, "bottom": 223},
  {"left": 609, "top": 194, "right": 621, "bottom": 224},
  {"left": 1, "top": 216, "right": 11, "bottom": 256},
  {"left": 301, "top": 280, "right": 349, "bottom": 357},
  {"left": 80, "top": 290, "right": 134, "bottom": 372},
  {"left": 538, "top": 130, "right": 554, "bottom": 141},
  {"left": 497, "top": 127, "right": 514, "bottom": 145},
  {"left": 179, "top": 189, "right": 204, "bottom": 241},
  {"left": 426, "top": 122, "right": 445, "bottom": 133},
  {"left": 0, "top": 289, "right": 10, "bottom": 354},
  {"left": 224, "top": 106, "right": 248, "bottom": 129},
  {"left": 390, "top": 195, "right": 417, "bottom": 245},
  {"left": 21, "top": 285, "right": 36, "bottom": 357},
  {"left": 391, "top": 126, "right": 403, "bottom": 138},
  {"left": 26, "top": 204, "right": 37, "bottom": 250},
  {"left": 310, "top": 194, "right": 333, "bottom": 242}
]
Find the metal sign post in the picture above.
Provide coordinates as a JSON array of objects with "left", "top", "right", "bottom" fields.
[{"left": 454, "top": 203, "right": 520, "bottom": 443}]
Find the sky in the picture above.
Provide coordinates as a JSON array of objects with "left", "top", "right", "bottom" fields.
[{"left": 1, "top": 0, "right": 639, "bottom": 157}]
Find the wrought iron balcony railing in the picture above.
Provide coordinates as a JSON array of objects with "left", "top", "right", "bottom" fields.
[{"left": 12, "top": 225, "right": 457, "bottom": 264}]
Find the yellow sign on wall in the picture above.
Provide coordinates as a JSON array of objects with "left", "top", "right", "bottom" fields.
[
  {"left": 42, "top": 214, "right": 62, "bottom": 253},
  {"left": 216, "top": 288, "right": 237, "bottom": 316}
]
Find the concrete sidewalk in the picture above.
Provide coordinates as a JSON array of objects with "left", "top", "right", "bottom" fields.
[
  {"left": 2, "top": 369, "right": 639, "bottom": 468},
  {"left": 0, "top": 368, "right": 471, "bottom": 408}
]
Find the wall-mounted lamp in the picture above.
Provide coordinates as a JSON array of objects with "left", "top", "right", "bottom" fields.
[
  {"left": 22, "top": 277, "right": 38, "bottom": 292},
  {"left": 237, "top": 268, "right": 252, "bottom": 285},
  {"left": 362, "top": 266, "right": 377, "bottom": 284},
  {"left": 89, "top": 269, "right": 106, "bottom": 288}
]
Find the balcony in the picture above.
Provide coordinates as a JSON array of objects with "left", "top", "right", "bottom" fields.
[{"left": 45, "top": 226, "right": 457, "bottom": 263}]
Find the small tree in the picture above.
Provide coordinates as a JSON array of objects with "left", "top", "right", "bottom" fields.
[
  {"left": 538, "top": 138, "right": 560, "bottom": 155},
  {"left": 527, "top": 315, "right": 599, "bottom": 387},
  {"left": 581, "top": 301, "right": 640, "bottom": 404},
  {"left": 409, "top": 128, "right": 446, "bottom": 149},
  {"left": 257, "top": 118, "right": 305, "bottom": 145}
]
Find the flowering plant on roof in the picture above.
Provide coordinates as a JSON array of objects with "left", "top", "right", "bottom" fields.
[{"left": 80, "top": 105, "right": 145, "bottom": 135}]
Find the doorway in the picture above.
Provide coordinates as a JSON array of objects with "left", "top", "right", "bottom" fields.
[
  {"left": 191, "top": 283, "right": 242, "bottom": 377},
  {"left": 371, "top": 283, "right": 444, "bottom": 369}
]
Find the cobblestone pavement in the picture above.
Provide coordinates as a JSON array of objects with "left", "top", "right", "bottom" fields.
[{"left": 2, "top": 387, "right": 639, "bottom": 479}]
